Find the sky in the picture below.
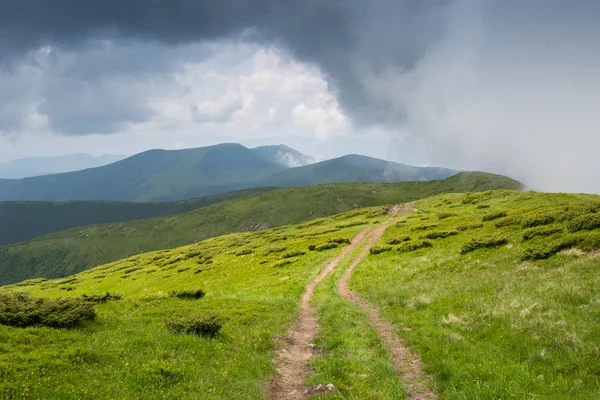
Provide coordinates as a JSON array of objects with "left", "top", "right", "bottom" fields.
[{"left": 0, "top": 0, "right": 599, "bottom": 192}]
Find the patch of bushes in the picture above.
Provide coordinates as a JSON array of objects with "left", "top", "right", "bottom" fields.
[
  {"left": 521, "top": 235, "right": 584, "bottom": 260},
  {"left": 165, "top": 314, "right": 222, "bottom": 337},
  {"left": 142, "top": 360, "right": 183, "bottom": 384},
  {"left": 482, "top": 211, "right": 507, "bottom": 222},
  {"left": 396, "top": 240, "right": 433, "bottom": 253},
  {"left": 387, "top": 235, "right": 411, "bottom": 245},
  {"left": 370, "top": 245, "right": 393, "bottom": 255},
  {"left": 170, "top": 289, "right": 206, "bottom": 300},
  {"left": 410, "top": 223, "right": 438, "bottom": 231},
  {"left": 281, "top": 250, "right": 306, "bottom": 259},
  {"left": 577, "top": 232, "right": 600, "bottom": 252},
  {"left": 494, "top": 215, "right": 523, "bottom": 228},
  {"left": 476, "top": 204, "right": 490, "bottom": 209},
  {"left": 521, "top": 212, "right": 561, "bottom": 229},
  {"left": 81, "top": 292, "right": 122, "bottom": 304},
  {"left": 0, "top": 293, "right": 96, "bottom": 329},
  {"left": 262, "top": 246, "right": 286, "bottom": 255},
  {"left": 234, "top": 248, "right": 254, "bottom": 256},
  {"left": 456, "top": 222, "right": 483, "bottom": 231},
  {"left": 460, "top": 235, "right": 508, "bottom": 254},
  {"left": 567, "top": 213, "right": 600, "bottom": 233},
  {"left": 419, "top": 230, "right": 458, "bottom": 240},
  {"left": 273, "top": 259, "right": 296, "bottom": 268},
  {"left": 336, "top": 221, "right": 369, "bottom": 228},
  {"left": 437, "top": 212, "right": 457, "bottom": 220},
  {"left": 522, "top": 226, "right": 563, "bottom": 241}
]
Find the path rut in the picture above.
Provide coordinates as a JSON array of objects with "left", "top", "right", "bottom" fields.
[
  {"left": 268, "top": 227, "right": 372, "bottom": 400},
  {"left": 337, "top": 210, "right": 437, "bottom": 400}
]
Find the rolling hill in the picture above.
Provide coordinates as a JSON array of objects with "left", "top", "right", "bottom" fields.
[
  {"left": 0, "top": 143, "right": 458, "bottom": 202},
  {"left": 0, "top": 188, "right": 598, "bottom": 399},
  {"left": 0, "top": 172, "right": 521, "bottom": 285},
  {"left": 0, "top": 188, "right": 274, "bottom": 246}
]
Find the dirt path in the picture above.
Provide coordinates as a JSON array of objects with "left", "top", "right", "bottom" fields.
[
  {"left": 269, "top": 227, "right": 373, "bottom": 400},
  {"left": 337, "top": 208, "right": 437, "bottom": 400}
]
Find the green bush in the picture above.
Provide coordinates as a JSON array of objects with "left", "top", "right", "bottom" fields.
[
  {"left": 308, "top": 244, "right": 316, "bottom": 251},
  {"left": 494, "top": 215, "right": 523, "bottom": 228},
  {"left": 281, "top": 250, "right": 306, "bottom": 259},
  {"left": 396, "top": 240, "right": 433, "bottom": 253},
  {"left": 170, "top": 289, "right": 206, "bottom": 300},
  {"left": 410, "top": 223, "right": 438, "bottom": 231},
  {"left": 81, "top": 292, "right": 122, "bottom": 304},
  {"left": 521, "top": 212, "right": 561, "bottom": 228},
  {"left": 336, "top": 221, "right": 368, "bottom": 228},
  {"left": 262, "top": 246, "right": 286, "bottom": 255},
  {"left": 387, "top": 235, "right": 411, "bottom": 245},
  {"left": 165, "top": 314, "right": 222, "bottom": 337},
  {"left": 522, "top": 226, "right": 563, "bottom": 241},
  {"left": 419, "top": 230, "right": 458, "bottom": 240},
  {"left": 521, "top": 235, "right": 584, "bottom": 260},
  {"left": 460, "top": 235, "right": 508, "bottom": 254},
  {"left": 482, "top": 211, "right": 507, "bottom": 222},
  {"left": 437, "top": 212, "right": 457, "bottom": 220},
  {"left": 234, "top": 249, "right": 253, "bottom": 256},
  {"left": 328, "top": 238, "right": 351, "bottom": 245},
  {"left": 578, "top": 232, "right": 600, "bottom": 252},
  {"left": 567, "top": 213, "right": 600, "bottom": 233},
  {"left": 476, "top": 204, "right": 490, "bottom": 209},
  {"left": 456, "top": 222, "right": 483, "bottom": 231},
  {"left": 314, "top": 243, "right": 339, "bottom": 251},
  {"left": 369, "top": 245, "right": 393, "bottom": 255},
  {"left": 0, "top": 293, "right": 96, "bottom": 329}
]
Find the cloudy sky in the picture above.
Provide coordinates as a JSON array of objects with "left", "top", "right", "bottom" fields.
[{"left": 1, "top": 0, "right": 599, "bottom": 192}]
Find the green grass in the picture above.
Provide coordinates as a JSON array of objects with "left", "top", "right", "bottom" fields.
[
  {"left": 0, "top": 172, "right": 520, "bottom": 285},
  {"left": 2, "top": 188, "right": 600, "bottom": 399},
  {"left": 0, "top": 207, "right": 382, "bottom": 399},
  {"left": 352, "top": 190, "right": 600, "bottom": 399}
]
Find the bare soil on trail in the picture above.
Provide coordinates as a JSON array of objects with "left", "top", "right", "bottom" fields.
[
  {"left": 337, "top": 207, "right": 437, "bottom": 400},
  {"left": 268, "top": 227, "right": 373, "bottom": 400}
]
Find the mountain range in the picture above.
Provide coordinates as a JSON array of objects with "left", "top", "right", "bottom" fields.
[
  {"left": 0, "top": 143, "right": 457, "bottom": 202},
  {"left": 0, "top": 153, "right": 126, "bottom": 179}
]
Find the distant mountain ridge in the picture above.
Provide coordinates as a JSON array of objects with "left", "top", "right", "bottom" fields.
[
  {"left": 0, "top": 143, "right": 458, "bottom": 202},
  {"left": 0, "top": 153, "right": 126, "bottom": 179}
]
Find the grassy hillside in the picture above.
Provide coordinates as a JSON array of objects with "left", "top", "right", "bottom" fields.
[
  {"left": 0, "top": 188, "right": 274, "bottom": 246},
  {"left": 1, "top": 188, "right": 599, "bottom": 399},
  {"left": 0, "top": 172, "right": 521, "bottom": 285},
  {"left": 0, "top": 143, "right": 459, "bottom": 203}
]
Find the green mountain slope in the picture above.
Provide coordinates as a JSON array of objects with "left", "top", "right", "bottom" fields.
[
  {"left": 0, "top": 188, "right": 274, "bottom": 246},
  {"left": 1, "top": 189, "right": 599, "bottom": 399},
  {"left": 263, "top": 154, "right": 457, "bottom": 187},
  {"left": 251, "top": 144, "right": 316, "bottom": 167},
  {"left": 0, "top": 172, "right": 521, "bottom": 285},
  {"left": 0, "top": 143, "right": 459, "bottom": 202},
  {"left": 0, "top": 153, "right": 126, "bottom": 179}
]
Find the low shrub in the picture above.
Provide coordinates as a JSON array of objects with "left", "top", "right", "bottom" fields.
[
  {"left": 314, "top": 243, "right": 339, "bottom": 251},
  {"left": 578, "top": 232, "right": 600, "bottom": 252},
  {"left": 235, "top": 249, "right": 254, "bottom": 256},
  {"left": 410, "top": 223, "right": 438, "bottom": 231},
  {"left": 336, "top": 221, "right": 368, "bottom": 228},
  {"left": 522, "top": 226, "right": 563, "bottom": 241},
  {"left": 281, "top": 250, "right": 306, "bottom": 259},
  {"left": 165, "top": 314, "right": 222, "bottom": 337},
  {"left": 521, "top": 212, "right": 562, "bottom": 229},
  {"left": 567, "top": 213, "right": 600, "bottom": 233},
  {"left": 262, "top": 246, "right": 286, "bottom": 255},
  {"left": 456, "top": 222, "right": 483, "bottom": 231},
  {"left": 308, "top": 244, "right": 316, "bottom": 251},
  {"left": 328, "top": 238, "right": 351, "bottom": 245},
  {"left": 81, "top": 292, "right": 122, "bottom": 304},
  {"left": 396, "top": 240, "right": 433, "bottom": 253},
  {"left": 476, "top": 204, "right": 490, "bottom": 209},
  {"left": 0, "top": 293, "right": 96, "bottom": 329},
  {"left": 370, "top": 245, "right": 393, "bottom": 255},
  {"left": 494, "top": 215, "right": 523, "bottom": 228},
  {"left": 437, "top": 212, "right": 457, "bottom": 220},
  {"left": 387, "top": 235, "right": 411, "bottom": 245},
  {"left": 170, "top": 289, "right": 206, "bottom": 300},
  {"left": 273, "top": 259, "right": 296, "bottom": 268},
  {"left": 521, "top": 235, "right": 584, "bottom": 260},
  {"left": 419, "top": 230, "right": 458, "bottom": 240},
  {"left": 482, "top": 211, "right": 507, "bottom": 222},
  {"left": 460, "top": 235, "right": 508, "bottom": 254}
]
